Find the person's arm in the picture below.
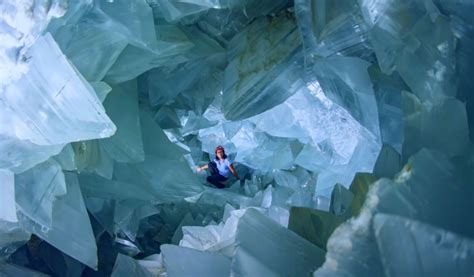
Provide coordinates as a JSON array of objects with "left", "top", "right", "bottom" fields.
[
  {"left": 229, "top": 164, "right": 240, "bottom": 179},
  {"left": 196, "top": 164, "right": 208, "bottom": 172}
]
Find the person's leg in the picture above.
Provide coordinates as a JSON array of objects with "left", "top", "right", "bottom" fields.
[{"left": 206, "top": 174, "right": 227, "bottom": 189}]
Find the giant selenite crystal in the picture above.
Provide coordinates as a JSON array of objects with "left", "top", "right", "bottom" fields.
[
  {"left": 1, "top": 33, "right": 116, "bottom": 146},
  {"left": 1, "top": 0, "right": 473, "bottom": 275}
]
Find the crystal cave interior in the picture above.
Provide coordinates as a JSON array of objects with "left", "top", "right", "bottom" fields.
[{"left": 1, "top": 0, "right": 474, "bottom": 276}]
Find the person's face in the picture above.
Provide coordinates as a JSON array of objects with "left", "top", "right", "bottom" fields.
[{"left": 216, "top": 150, "right": 224, "bottom": 159}]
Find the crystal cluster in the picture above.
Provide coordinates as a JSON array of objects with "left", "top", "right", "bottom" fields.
[{"left": 0, "top": 0, "right": 473, "bottom": 276}]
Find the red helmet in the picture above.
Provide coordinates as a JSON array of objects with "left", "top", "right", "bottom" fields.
[{"left": 215, "top": 145, "right": 225, "bottom": 154}]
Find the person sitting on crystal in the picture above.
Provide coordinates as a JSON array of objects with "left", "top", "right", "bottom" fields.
[{"left": 197, "top": 146, "right": 240, "bottom": 188}]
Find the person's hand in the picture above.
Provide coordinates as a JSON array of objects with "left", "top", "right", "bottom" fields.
[{"left": 196, "top": 166, "right": 202, "bottom": 172}]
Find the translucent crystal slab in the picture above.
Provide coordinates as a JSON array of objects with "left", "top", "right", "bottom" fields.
[
  {"left": 90, "top": 82, "right": 112, "bottom": 102},
  {"left": 101, "top": 80, "right": 145, "bottom": 163},
  {"left": 73, "top": 140, "right": 115, "bottom": 179},
  {"left": 369, "top": 67, "right": 405, "bottom": 153},
  {"left": 301, "top": 0, "right": 373, "bottom": 58},
  {"left": 394, "top": 15, "right": 457, "bottom": 101},
  {"left": 288, "top": 206, "right": 344, "bottom": 250},
  {"left": 222, "top": 13, "right": 304, "bottom": 120},
  {"left": 150, "top": 0, "right": 210, "bottom": 22},
  {"left": 179, "top": 208, "right": 273, "bottom": 255},
  {"left": 0, "top": 135, "right": 64, "bottom": 173},
  {"left": 315, "top": 149, "right": 474, "bottom": 276},
  {"left": 0, "top": 169, "right": 17, "bottom": 222},
  {"left": 195, "top": 0, "right": 290, "bottom": 45},
  {"left": 374, "top": 214, "right": 474, "bottom": 276},
  {"left": 47, "top": 1, "right": 93, "bottom": 34},
  {"left": 113, "top": 156, "right": 204, "bottom": 204},
  {"left": 52, "top": 0, "right": 195, "bottom": 84},
  {"left": 195, "top": 187, "right": 253, "bottom": 208},
  {"left": 161, "top": 244, "right": 231, "bottom": 276},
  {"left": 114, "top": 200, "right": 159, "bottom": 241},
  {"left": 136, "top": 254, "right": 163, "bottom": 276},
  {"left": 0, "top": 221, "right": 30, "bottom": 261},
  {"left": 99, "top": 0, "right": 157, "bottom": 49},
  {"left": 402, "top": 93, "right": 469, "bottom": 158},
  {"left": 1, "top": 33, "right": 116, "bottom": 145},
  {"left": 105, "top": 24, "right": 194, "bottom": 84},
  {"left": 358, "top": 0, "right": 432, "bottom": 74},
  {"left": 52, "top": 7, "right": 128, "bottom": 82},
  {"left": 84, "top": 197, "right": 115, "bottom": 236},
  {"left": 171, "top": 213, "right": 195, "bottom": 244},
  {"left": 273, "top": 168, "right": 310, "bottom": 191},
  {"left": 231, "top": 209, "right": 325, "bottom": 276},
  {"left": 139, "top": 109, "right": 188, "bottom": 159},
  {"left": 146, "top": 58, "right": 217, "bottom": 107},
  {"left": 373, "top": 144, "right": 401, "bottom": 178},
  {"left": 359, "top": 0, "right": 457, "bottom": 101},
  {"left": 310, "top": 56, "right": 380, "bottom": 139},
  {"left": 170, "top": 67, "right": 224, "bottom": 116},
  {"left": 18, "top": 172, "right": 97, "bottom": 269},
  {"left": 0, "top": 0, "right": 66, "bottom": 87},
  {"left": 53, "top": 144, "right": 77, "bottom": 171},
  {"left": 234, "top": 134, "right": 295, "bottom": 172},
  {"left": 145, "top": 48, "right": 224, "bottom": 108},
  {"left": 288, "top": 172, "right": 377, "bottom": 252},
  {"left": 253, "top": 87, "right": 369, "bottom": 167},
  {"left": 111, "top": 254, "right": 153, "bottom": 277},
  {"left": 154, "top": 106, "right": 181, "bottom": 129},
  {"left": 79, "top": 173, "right": 156, "bottom": 201},
  {"left": 15, "top": 160, "right": 67, "bottom": 228}
]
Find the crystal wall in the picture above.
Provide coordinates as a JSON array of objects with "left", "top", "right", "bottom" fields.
[{"left": 0, "top": 0, "right": 473, "bottom": 276}]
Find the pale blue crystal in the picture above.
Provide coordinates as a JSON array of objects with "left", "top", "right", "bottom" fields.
[
  {"left": 79, "top": 173, "right": 156, "bottom": 201},
  {"left": 105, "top": 23, "right": 194, "bottom": 84},
  {"left": 0, "top": 221, "right": 30, "bottom": 261},
  {"left": 154, "top": 106, "right": 181, "bottom": 129},
  {"left": 0, "top": 170, "right": 16, "bottom": 222},
  {"left": 359, "top": 0, "right": 457, "bottom": 101},
  {"left": 374, "top": 214, "right": 474, "bottom": 276},
  {"left": 231, "top": 209, "right": 325, "bottom": 276},
  {"left": 315, "top": 149, "right": 474, "bottom": 276},
  {"left": 171, "top": 213, "right": 195, "bottom": 244},
  {"left": 150, "top": 0, "right": 209, "bottom": 22},
  {"left": 53, "top": 144, "right": 77, "bottom": 171},
  {"left": 1, "top": 33, "right": 116, "bottom": 145},
  {"left": 161, "top": 244, "right": 231, "bottom": 276},
  {"left": 114, "top": 200, "right": 159, "bottom": 241},
  {"left": 101, "top": 80, "right": 145, "bottom": 163},
  {"left": 195, "top": 0, "right": 290, "bottom": 45},
  {"left": 111, "top": 254, "right": 153, "bottom": 277},
  {"left": 222, "top": 13, "right": 304, "bottom": 120},
  {"left": 0, "top": 135, "right": 64, "bottom": 173},
  {"left": 83, "top": 197, "right": 115, "bottom": 236},
  {"left": 51, "top": 7, "right": 128, "bottom": 82},
  {"left": 90, "top": 82, "right": 112, "bottom": 102},
  {"left": 373, "top": 144, "right": 401, "bottom": 178},
  {"left": 402, "top": 92, "right": 469, "bottom": 158},
  {"left": 73, "top": 140, "right": 115, "bottom": 179},
  {"left": 18, "top": 172, "right": 97, "bottom": 269},
  {"left": 15, "top": 160, "right": 67, "bottom": 228}
]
